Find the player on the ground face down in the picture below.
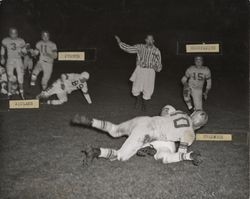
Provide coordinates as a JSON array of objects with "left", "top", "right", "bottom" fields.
[
  {"left": 181, "top": 56, "right": 212, "bottom": 112},
  {"left": 37, "top": 71, "right": 92, "bottom": 105},
  {"left": 30, "top": 31, "right": 57, "bottom": 90},
  {"left": 115, "top": 35, "right": 162, "bottom": 111},
  {"left": 71, "top": 105, "right": 207, "bottom": 166},
  {"left": 1, "top": 28, "right": 27, "bottom": 99}
]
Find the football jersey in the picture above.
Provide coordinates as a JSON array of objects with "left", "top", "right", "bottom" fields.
[
  {"left": 185, "top": 65, "right": 211, "bottom": 89},
  {"left": 62, "top": 73, "right": 88, "bottom": 94},
  {"left": 36, "top": 40, "right": 57, "bottom": 63},
  {"left": 127, "top": 111, "right": 195, "bottom": 145},
  {"left": 1, "top": 37, "right": 25, "bottom": 59}
]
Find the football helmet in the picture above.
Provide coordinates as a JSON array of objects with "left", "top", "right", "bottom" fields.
[
  {"left": 191, "top": 110, "right": 208, "bottom": 130},
  {"left": 81, "top": 71, "right": 90, "bottom": 80},
  {"left": 161, "top": 105, "right": 176, "bottom": 117}
]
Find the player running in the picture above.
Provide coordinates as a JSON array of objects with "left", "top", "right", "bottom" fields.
[
  {"left": 36, "top": 71, "right": 92, "bottom": 105},
  {"left": 181, "top": 56, "right": 212, "bottom": 111},
  {"left": 71, "top": 105, "right": 207, "bottom": 166},
  {"left": 30, "top": 31, "right": 57, "bottom": 90},
  {"left": 1, "top": 28, "right": 27, "bottom": 99}
]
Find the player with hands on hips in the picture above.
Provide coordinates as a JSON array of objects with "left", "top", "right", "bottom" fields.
[
  {"left": 37, "top": 71, "right": 92, "bottom": 105},
  {"left": 71, "top": 105, "right": 207, "bottom": 166},
  {"left": 181, "top": 56, "right": 212, "bottom": 112}
]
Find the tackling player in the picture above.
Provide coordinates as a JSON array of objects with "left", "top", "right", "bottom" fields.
[
  {"left": 181, "top": 56, "right": 212, "bottom": 111},
  {"left": 36, "top": 71, "right": 92, "bottom": 105},
  {"left": 30, "top": 31, "right": 57, "bottom": 90},
  {"left": 1, "top": 28, "right": 27, "bottom": 99},
  {"left": 71, "top": 105, "right": 207, "bottom": 166}
]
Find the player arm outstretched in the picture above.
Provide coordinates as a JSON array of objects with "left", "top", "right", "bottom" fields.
[
  {"left": 80, "top": 82, "right": 92, "bottom": 104},
  {"left": 114, "top": 35, "right": 139, "bottom": 54}
]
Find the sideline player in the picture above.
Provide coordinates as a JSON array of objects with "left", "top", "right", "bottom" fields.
[
  {"left": 30, "top": 31, "right": 57, "bottom": 90},
  {"left": 0, "top": 65, "right": 19, "bottom": 96},
  {"left": 37, "top": 71, "right": 92, "bottom": 105},
  {"left": 181, "top": 56, "right": 212, "bottom": 111},
  {"left": 71, "top": 105, "right": 207, "bottom": 165},
  {"left": 23, "top": 43, "right": 33, "bottom": 75},
  {"left": 115, "top": 35, "right": 162, "bottom": 111},
  {"left": 1, "top": 28, "right": 26, "bottom": 99}
]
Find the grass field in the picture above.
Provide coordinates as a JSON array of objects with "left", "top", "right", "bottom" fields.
[{"left": 0, "top": 61, "right": 249, "bottom": 198}]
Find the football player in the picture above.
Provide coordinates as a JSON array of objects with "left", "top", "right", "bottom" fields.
[
  {"left": 71, "top": 105, "right": 207, "bottom": 166},
  {"left": 181, "top": 56, "right": 212, "bottom": 111},
  {"left": 0, "top": 65, "right": 19, "bottom": 95},
  {"left": 23, "top": 43, "right": 33, "bottom": 75},
  {"left": 30, "top": 31, "right": 57, "bottom": 90},
  {"left": 1, "top": 28, "right": 27, "bottom": 99},
  {"left": 0, "top": 65, "right": 8, "bottom": 95},
  {"left": 36, "top": 71, "right": 92, "bottom": 105}
]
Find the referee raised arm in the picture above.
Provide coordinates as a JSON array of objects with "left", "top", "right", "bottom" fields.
[{"left": 115, "top": 35, "right": 162, "bottom": 111}]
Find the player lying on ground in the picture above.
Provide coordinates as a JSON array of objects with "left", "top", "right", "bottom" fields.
[
  {"left": 37, "top": 71, "right": 92, "bottom": 105},
  {"left": 181, "top": 56, "right": 212, "bottom": 112},
  {"left": 71, "top": 105, "right": 207, "bottom": 166}
]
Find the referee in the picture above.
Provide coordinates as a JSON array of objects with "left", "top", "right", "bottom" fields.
[{"left": 115, "top": 35, "right": 162, "bottom": 111}]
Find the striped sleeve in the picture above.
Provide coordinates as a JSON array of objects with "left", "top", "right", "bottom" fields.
[
  {"left": 119, "top": 42, "right": 139, "bottom": 54},
  {"left": 154, "top": 49, "right": 162, "bottom": 72}
]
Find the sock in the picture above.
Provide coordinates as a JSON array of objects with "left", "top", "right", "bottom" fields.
[
  {"left": 99, "top": 148, "right": 117, "bottom": 161},
  {"left": 92, "top": 119, "right": 115, "bottom": 132},
  {"left": 30, "top": 74, "right": 37, "bottom": 86}
]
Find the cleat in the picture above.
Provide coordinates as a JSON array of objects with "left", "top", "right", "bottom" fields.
[
  {"left": 81, "top": 145, "right": 101, "bottom": 166},
  {"left": 137, "top": 146, "right": 157, "bottom": 157},
  {"left": 71, "top": 114, "right": 93, "bottom": 126},
  {"left": 190, "top": 151, "right": 203, "bottom": 166}
]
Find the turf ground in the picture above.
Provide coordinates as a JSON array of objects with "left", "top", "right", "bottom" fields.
[{"left": 0, "top": 59, "right": 249, "bottom": 198}]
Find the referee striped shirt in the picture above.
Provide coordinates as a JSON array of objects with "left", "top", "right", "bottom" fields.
[{"left": 119, "top": 42, "right": 162, "bottom": 72}]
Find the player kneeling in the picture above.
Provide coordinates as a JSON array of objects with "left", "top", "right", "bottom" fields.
[
  {"left": 71, "top": 105, "right": 207, "bottom": 166},
  {"left": 37, "top": 71, "right": 92, "bottom": 105}
]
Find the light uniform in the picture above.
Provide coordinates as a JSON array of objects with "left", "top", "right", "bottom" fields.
[
  {"left": 32, "top": 40, "right": 57, "bottom": 88},
  {"left": 92, "top": 111, "right": 195, "bottom": 161},
  {"left": 1, "top": 37, "right": 25, "bottom": 83},
  {"left": 119, "top": 42, "right": 162, "bottom": 100},
  {"left": 38, "top": 73, "right": 91, "bottom": 105},
  {"left": 184, "top": 66, "right": 211, "bottom": 110},
  {"left": 0, "top": 65, "right": 18, "bottom": 95}
]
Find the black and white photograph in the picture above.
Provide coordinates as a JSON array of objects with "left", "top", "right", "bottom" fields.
[{"left": 0, "top": 0, "right": 249, "bottom": 198}]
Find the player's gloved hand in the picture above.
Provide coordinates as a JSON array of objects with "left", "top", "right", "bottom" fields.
[
  {"left": 114, "top": 35, "right": 121, "bottom": 43},
  {"left": 71, "top": 114, "right": 93, "bottom": 126},
  {"left": 190, "top": 151, "right": 203, "bottom": 166}
]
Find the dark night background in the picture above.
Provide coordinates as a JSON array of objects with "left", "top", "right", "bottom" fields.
[
  {"left": 0, "top": 0, "right": 248, "bottom": 72},
  {"left": 0, "top": 1, "right": 249, "bottom": 198}
]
